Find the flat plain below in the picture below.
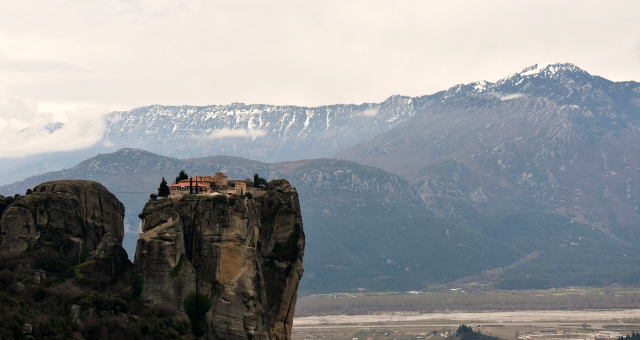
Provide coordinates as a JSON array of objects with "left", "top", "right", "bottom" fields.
[
  {"left": 292, "top": 288, "right": 640, "bottom": 340},
  {"left": 294, "top": 309, "right": 640, "bottom": 325}
]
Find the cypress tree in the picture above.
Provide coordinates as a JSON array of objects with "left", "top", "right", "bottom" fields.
[
  {"left": 175, "top": 169, "right": 189, "bottom": 184},
  {"left": 158, "top": 177, "right": 170, "bottom": 197}
]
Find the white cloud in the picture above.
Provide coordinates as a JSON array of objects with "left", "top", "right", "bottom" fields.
[
  {"left": 139, "top": 0, "right": 189, "bottom": 13},
  {"left": 491, "top": 93, "right": 527, "bottom": 101},
  {"left": 0, "top": 0, "right": 638, "bottom": 108},
  {"left": 207, "top": 128, "right": 267, "bottom": 139},
  {"left": 360, "top": 108, "right": 379, "bottom": 117},
  {"left": 0, "top": 99, "right": 106, "bottom": 158},
  {"left": 0, "top": 0, "right": 639, "bottom": 156},
  {"left": 0, "top": 59, "right": 89, "bottom": 74},
  {"left": 124, "top": 220, "right": 143, "bottom": 234}
]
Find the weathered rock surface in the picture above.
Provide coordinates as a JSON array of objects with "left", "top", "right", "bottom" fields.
[
  {"left": 0, "top": 195, "right": 9, "bottom": 245},
  {"left": 0, "top": 195, "right": 9, "bottom": 219},
  {"left": 135, "top": 179, "right": 304, "bottom": 340},
  {"left": 0, "top": 180, "right": 125, "bottom": 257},
  {"left": 75, "top": 232, "right": 133, "bottom": 288}
]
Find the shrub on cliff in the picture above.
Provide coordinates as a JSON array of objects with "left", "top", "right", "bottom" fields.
[
  {"left": 211, "top": 194, "right": 228, "bottom": 204},
  {"left": 183, "top": 292, "right": 212, "bottom": 336},
  {"left": 132, "top": 272, "right": 144, "bottom": 299},
  {"left": 32, "top": 248, "right": 74, "bottom": 282},
  {"left": 76, "top": 291, "right": 129, "bottom": 314}
]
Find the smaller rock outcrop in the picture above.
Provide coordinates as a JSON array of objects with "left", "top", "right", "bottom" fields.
[
  {"left": 0, "top": 180, "right": 125, "bottom": 256},
  {"left": 74, "top": 232, "right": 132, "bottom": 289}
]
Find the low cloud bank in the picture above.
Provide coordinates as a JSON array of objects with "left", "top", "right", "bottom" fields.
[
  {"left": 359, "top": 107, "right": 379, "bottom": 117},
  {"left": 0, "top": 99, "right": 106, "bottom": 158},
  {"left": 490, "top": 92, "right": 526, "bottom": 101},
  {"left": 207, "top": 128, "right": 267, "bottom": 139}
]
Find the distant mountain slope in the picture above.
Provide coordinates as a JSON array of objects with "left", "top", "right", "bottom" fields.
[
  {"left": 337, "top": 63, "right": 640, "bottom": 240},
  {"left": 5, "top": 147, "right": 640, "bottom": 292},
  {"left": 101, "top": 96, "right": 419, "bottom": 162},
  {"left": 269, "top": 159, "right": 522, "bottom": 292},
  {"left": 1, "top": 149, "right": 522, "bottom": 294}
]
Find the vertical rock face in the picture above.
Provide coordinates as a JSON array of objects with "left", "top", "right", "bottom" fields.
[
  {"left": 0, "top": 180, "right": 125, "bottom": 256},
  {"left": 135, "top": 179, "right": 305, "bottom": 340},
  {"left": 0, "top": 195, "right": 9, "bottom": 219}
]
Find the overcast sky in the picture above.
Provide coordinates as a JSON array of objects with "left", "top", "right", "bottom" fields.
[{"left": 1, "top": 0, "right": 639, "bottom": 157}]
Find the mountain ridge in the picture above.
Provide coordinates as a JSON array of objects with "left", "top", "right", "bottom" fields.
[
  {"left": 2, "top": 62, "right": 636, "bottom": 187},
  {"left": 337, "top": 62, "right": 640, "bottom": 245},
  {"left": 0, "top": 148, "right": 528, "bottom": 293}
]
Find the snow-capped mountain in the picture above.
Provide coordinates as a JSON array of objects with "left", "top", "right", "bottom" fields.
[
  {"left": 101, "top": 95, "right": 418, "bottom": 162},
  {"left": 338, "top": 62, "right": 640, "bottom": 239},
  {"left": 102, "top": 62, "right": 639, "bottom": 162},
  {"left": 1, "top": 62, "right": 637, "bottom": 189},
  {"left": 424, "top": 62, "right": 639, "bottom": 112}
]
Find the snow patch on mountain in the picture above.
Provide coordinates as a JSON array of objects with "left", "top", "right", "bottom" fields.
[
  {"left": 474, "top": 81, "right": 489, "bottom": 92},
  {"left": 496, "top": 62, "right": 587, "bottom": 85},
  {"left": 520, "top": 62, "right": 560, "bottom": 76},
  {"left": 100, "top": 100, "right": 418, "bottom": 162}
]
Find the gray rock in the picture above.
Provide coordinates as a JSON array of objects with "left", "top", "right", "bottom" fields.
[
  {"left": 22, "top": 323, "right": 32, "bottom": 335},
  {"left": 0, "top": 180, "right": 124, "bottom": 256}
]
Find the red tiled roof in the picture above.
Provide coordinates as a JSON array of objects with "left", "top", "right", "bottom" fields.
[{"left": 169, "top": 183, "right": 209, "bottom": 188}]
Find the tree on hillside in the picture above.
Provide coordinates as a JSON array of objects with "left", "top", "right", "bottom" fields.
[
  {"left": 253, "top": 173, "right": 267, "bottom": 188},
  {"left": 457, "top": 324, "right": 473, "bottom": 335},
  {"left": 619, "top": 331, "right": 640, "bottom": 340},
  {"left": 175, "top": 170, "right": 189, "bottom": 184},
  {"left": 158, "top": 177, "right": 170, "bottom": 197}
]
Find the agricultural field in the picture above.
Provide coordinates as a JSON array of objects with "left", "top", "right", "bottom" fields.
[{"left": 292, "top": 288, "right": 640, "bottom": 340}]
